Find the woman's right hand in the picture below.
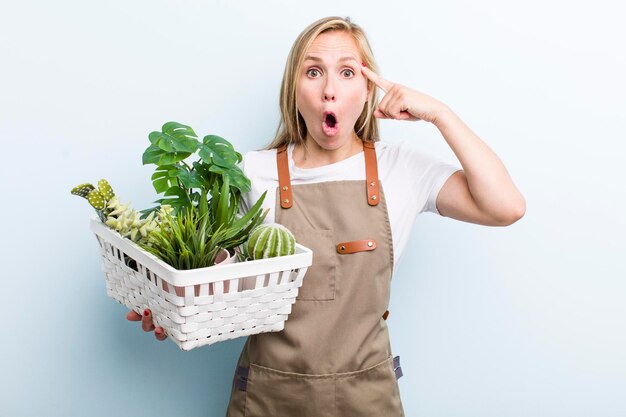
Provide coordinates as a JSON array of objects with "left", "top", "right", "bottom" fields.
[{"left": 126, "top": 309, "right": 167, "bottom": 341}]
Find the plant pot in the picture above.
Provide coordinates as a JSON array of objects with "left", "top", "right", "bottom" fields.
[
  {"left": 239, "top": 256, "right": 259, "bottom": 292},
  {"left": 167, "top": 248, "right": 238, "bottom": 297}
]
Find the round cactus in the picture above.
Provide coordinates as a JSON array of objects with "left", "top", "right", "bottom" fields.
[{"left": 246, "top": 223, "right": 296, "bottom": 260}]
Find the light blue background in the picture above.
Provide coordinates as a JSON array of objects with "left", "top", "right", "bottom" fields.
[{"left": 1, "top": 1, "right": 625, "bottom": 416}]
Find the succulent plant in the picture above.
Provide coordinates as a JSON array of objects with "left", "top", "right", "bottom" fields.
[
  {"left": 245, "top": 223, "right": 296, "bottom": 260},
  {"left": 71, "top": 183, "right": 96, "bottom": 198},
  {"left": 71, "top": 179, "right": 117, "bottom": 222},
  {"left": 97, "top": 179, "right": 115, "bottom": 201},
  {"left": 105, "top": 201, "right": 172, "bottom": 244}
]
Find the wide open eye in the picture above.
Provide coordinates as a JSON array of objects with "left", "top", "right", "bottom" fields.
[{"left": 306, "top": 68, "right": 321, "bottom": 77}]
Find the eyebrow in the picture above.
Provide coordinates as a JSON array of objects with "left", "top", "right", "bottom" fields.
[{"left": 303, "top": 55, "right": 359, "bottom": 64}]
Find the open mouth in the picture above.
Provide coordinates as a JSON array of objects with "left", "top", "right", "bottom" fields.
[
  {"left": 324, "top": 112, "right": 337, "bottom": 128},
  {"left": 322, "top": 111, "right": 339, "bottom": 136}
]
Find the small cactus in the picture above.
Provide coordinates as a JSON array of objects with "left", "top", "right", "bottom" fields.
[
  {"left": 71, "top": 183, "right": 95, "bottom": 198},
  {"left": 245, "top": 223, "right": 296, "bottom": 260},
  {"left": 72, "top": 178, "right": 174, "bottom": 245},
  {"left": 87, "top": 189, "right": 106, "bottom": 210},
  {"left": 97, "top": 179, "right": 115, "bottom": 201},
  {"left": 71, "top": 179, "right": 117, "bottom": 221}
]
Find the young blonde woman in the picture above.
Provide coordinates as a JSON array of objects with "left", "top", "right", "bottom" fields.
[{"left": 132, "top": 16, "right": 525, "bottom": 416}]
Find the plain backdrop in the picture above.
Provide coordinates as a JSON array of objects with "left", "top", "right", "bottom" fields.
[{"left": 1, "top": 1, "right": 624, "bottom": 416}]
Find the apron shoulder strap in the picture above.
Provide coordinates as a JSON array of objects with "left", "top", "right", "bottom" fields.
[
  {"left": 363, "top": 141, "right": 380, "bottom": 206},
  {"left": 276, "top": 144, "right": 293, "bottom": 209},
  {"left": 275, "top": 141, "right": 380, "bottom": 208}
]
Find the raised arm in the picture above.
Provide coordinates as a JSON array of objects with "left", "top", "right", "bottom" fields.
[
  {"left": 361, "top": 63, "right": 525, "bottom": 226},
  {"left": 432, "top": 109, "right": 525, "bottom": 226}
]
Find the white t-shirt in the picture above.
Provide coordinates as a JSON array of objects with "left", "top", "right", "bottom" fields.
[{"left": 240, "top": 140, "right": 462, "bottom": 270}]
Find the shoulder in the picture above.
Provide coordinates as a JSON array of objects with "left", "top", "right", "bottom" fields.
[
  {"left": 375, "top": 140, "right": 439, "bottom": 171},
  {"left": 241, "top": 148, "right": 278, "bottom": 181},
  {"left": 375, "top": 140, "right": 421, "bottom": 160}
]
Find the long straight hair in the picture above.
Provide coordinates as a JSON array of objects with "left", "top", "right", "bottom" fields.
[{"left": 265, "top": 16, "right": 380, "bottom": 150}]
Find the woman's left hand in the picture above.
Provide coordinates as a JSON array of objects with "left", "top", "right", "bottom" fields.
[{"left": 361, "top": 64, "right": 449, "bottom": 124}]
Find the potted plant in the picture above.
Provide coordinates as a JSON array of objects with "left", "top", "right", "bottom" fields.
[
  {"left": 140, "top": 121, "right": 268, "bottom": 264},
  {"left": 72, "top": 121, "right": 313, "bottom": 351}
]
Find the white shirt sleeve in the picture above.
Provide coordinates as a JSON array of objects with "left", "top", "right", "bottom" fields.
[
  {"left": 391, "top": 141, "right": 461, "bottom": 216},
  {"left": 422, "top": 161, "right": 463, "bottom": 215}
]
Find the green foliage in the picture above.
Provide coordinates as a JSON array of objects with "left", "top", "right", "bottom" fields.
[
  {"left": 141, "top": 122, "right": 252, "bottom": 218},
  {"left": 71, "top": 179, "right": 117, "bottom": 222},
  {"left": 97, "top": 179, "right": 115, "bottom": 201},
  {"left": 87, "top": 189, "right": 106, "bottom": 210},
  {"left": 141, "top": 121, "right": 266, "bottom": 253},
  {"left": 72, "top": 122, "right": 269, "bottom": 271},
  {"left": 141, "top": 194, "right": 267, "bottom": 270},
  {"left": 105, "top": 200, "right": 169, "bottom": 244},
  {"left": 71, "top": 183, "right": 95, "bottom": 198}
]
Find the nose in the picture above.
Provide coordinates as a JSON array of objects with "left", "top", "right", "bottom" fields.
[{"left": 323, "top": 77, "right": 335, "bottom": 102}]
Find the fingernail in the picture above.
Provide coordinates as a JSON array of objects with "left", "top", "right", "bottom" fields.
[
  {"left": 361, "top": 62, "right": 366, "bottom": 67},
  {"left": 155, "top": 327, "right": 163, "bottom": 336},
  {"left": 143, "top": 309, "right": 150, "bottom": 317}
]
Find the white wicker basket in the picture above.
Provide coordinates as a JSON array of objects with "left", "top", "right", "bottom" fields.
[{"left": 90, "top": 218, "right": 312, "bottom": 351}]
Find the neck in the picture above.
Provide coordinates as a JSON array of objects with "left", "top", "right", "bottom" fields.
[{"left": 293, "top": 134, "right": 363, "bottom": 169}]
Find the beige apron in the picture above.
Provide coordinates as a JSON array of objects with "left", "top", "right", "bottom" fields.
[{"left": 226, "top": 140, "right": 404, "bottom": 417}]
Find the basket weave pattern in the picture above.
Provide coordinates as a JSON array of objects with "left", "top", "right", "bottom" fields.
[{"left": 91, "top": 219, "right": 312, "bottom": 351}]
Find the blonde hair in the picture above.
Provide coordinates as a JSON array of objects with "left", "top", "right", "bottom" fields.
[{"left": 265, "top": 16, "right": 380, "bottom": 150}]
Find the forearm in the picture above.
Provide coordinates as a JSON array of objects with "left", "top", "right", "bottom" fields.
[{"left": 433, "top": 107, "right": 526, "bottom": 221}]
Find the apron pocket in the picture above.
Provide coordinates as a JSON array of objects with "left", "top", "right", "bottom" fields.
[
  {"left": 244, "top": 356, "right": 404, "bottom": 417},
  {"left": 335, "top": 355, "right": 404, "bottom": 417},
  {"left": 291, "top": 228, "right": 337, "bottom": 301},
  {"left": 245, "top": 363, "right": 336, "bottom": 417}
]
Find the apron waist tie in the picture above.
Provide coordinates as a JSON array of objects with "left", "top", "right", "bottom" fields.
[
  {"left": 393, "top": 355, "right": 403, "bottom": 379},
  {"left": 235, "top": 366, "right": 249, "bottom": 391}
]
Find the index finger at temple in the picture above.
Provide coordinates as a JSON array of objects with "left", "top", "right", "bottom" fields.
[{"left": 361, "top": 65, "right": 393, "bottom": 93}]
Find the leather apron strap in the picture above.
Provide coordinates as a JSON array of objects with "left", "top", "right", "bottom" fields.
[
  {"left": 362, "top": 141, "right": 380, "bottom": 206},
  {"left": 276, "top": 140, "right": 380, "bottom": 208},
  {"left": 276, "top": 145, "right": 293, "bottom": 209}
]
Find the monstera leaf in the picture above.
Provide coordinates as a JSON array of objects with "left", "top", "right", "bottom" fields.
[
  {"left": 198, "top": 135, "right": 242, "bottom": 168},
  {"left": 142, "top": 122, "right": 199, "bottom": 166},
  {"left": 208, "top": 164, "right": 251, "bottom": 194}
]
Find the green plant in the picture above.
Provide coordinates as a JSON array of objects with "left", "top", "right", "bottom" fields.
[
  {"left": 245, "top": 223, "right": 296, "bottom": 260},
  {"left": 142, "top": 123, "right": 246, "bottom": 212},
  {"left": 72, "top": 123, "right": 269, "bottom": 271},
  {"left": 141, "top": 200, "right": 266, "bottom": 270},
  {"left": 105, "top": 201, "right": 172, "bottom": 245},
  {"left": 71, "top": 179, "right": 170, "bottom": 245},
  {"left": 133, "top": 121, "right": 269, "bottom": 268},
  {"left": 141, "top": 122, "right": 267, "bottom": 253},
  {"left": 141, "top": 121, "right": 268, "bottom": 253},
  {"left": 71, "top": 179, "right": 116, "bottom": 222}
]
